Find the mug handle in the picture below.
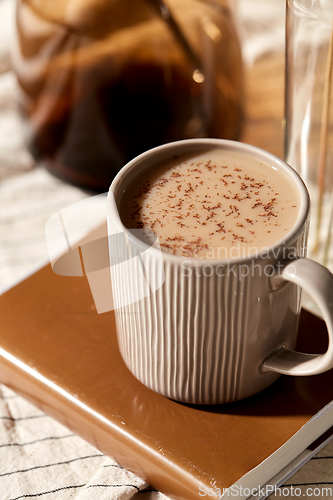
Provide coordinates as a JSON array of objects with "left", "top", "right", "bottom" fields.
[{"left": 262, "top": 258, "right": 333, "bottom": 376}]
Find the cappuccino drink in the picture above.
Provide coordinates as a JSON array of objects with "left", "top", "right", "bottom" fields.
[
  {"left": 120, "top": 149, "right": 301, "bottom": 259},
  {"left": 109, "top": 140, "right": 333, "bottom": 405}
]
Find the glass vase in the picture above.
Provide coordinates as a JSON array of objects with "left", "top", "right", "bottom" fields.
[
  {"left": 13, "top": 0, "right": 244, "bottom": 191},
  {"left": 285, "top": 0, "right": 333, "bottom": 313}
]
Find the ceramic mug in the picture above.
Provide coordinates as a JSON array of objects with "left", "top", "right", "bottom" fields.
[{"left": 107, "top": 139, "right": 333, "bottom": 405}]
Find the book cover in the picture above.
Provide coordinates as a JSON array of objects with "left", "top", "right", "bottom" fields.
[{"left": 1, "top": 260, "right": 333, "bottom": 500}]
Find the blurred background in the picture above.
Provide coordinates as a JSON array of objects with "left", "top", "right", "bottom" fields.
[{"left": 0, "top": 0, "right": 286, "bottom": 292}]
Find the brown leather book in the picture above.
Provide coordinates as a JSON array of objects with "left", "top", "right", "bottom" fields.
[{"left": 1, "top": 260, "right": 333, "bottom": 500}]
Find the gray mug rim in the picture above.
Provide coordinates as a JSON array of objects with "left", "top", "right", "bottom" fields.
[{"left": 107, "top": 138, "right": 310, "bottom": 266}]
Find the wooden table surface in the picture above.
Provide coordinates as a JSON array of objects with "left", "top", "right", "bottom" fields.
[{"left": 241, "top": 53, "right": 285, "bottom": 160}]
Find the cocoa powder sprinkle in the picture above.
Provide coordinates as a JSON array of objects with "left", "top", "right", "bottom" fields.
[{"left": 124, "top": 151, "right": 299, "bottom": 258}]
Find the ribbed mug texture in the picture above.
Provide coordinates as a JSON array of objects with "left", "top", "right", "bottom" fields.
[
  {"left": 107, "top": 139, "right": 308, "bottom": 404},
  {"left": 109, "top": 233, "right": 306, "bottom": 404}
]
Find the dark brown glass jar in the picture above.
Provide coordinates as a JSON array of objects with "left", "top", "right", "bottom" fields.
[{"left": 13, "top": 0, "right": 244, "bottom": 191}]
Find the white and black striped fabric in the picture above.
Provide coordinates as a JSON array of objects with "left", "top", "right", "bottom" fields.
[{"left": 0, "top": 384, "right": 155, "bottom": 500}]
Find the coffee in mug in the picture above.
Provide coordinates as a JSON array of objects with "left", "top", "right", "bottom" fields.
[
  {"left": 120, "top": 149, "right": 301, "bottom": 259},
  {"left": 107, "top": 139, "right": 333, "bottom": 405}
]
